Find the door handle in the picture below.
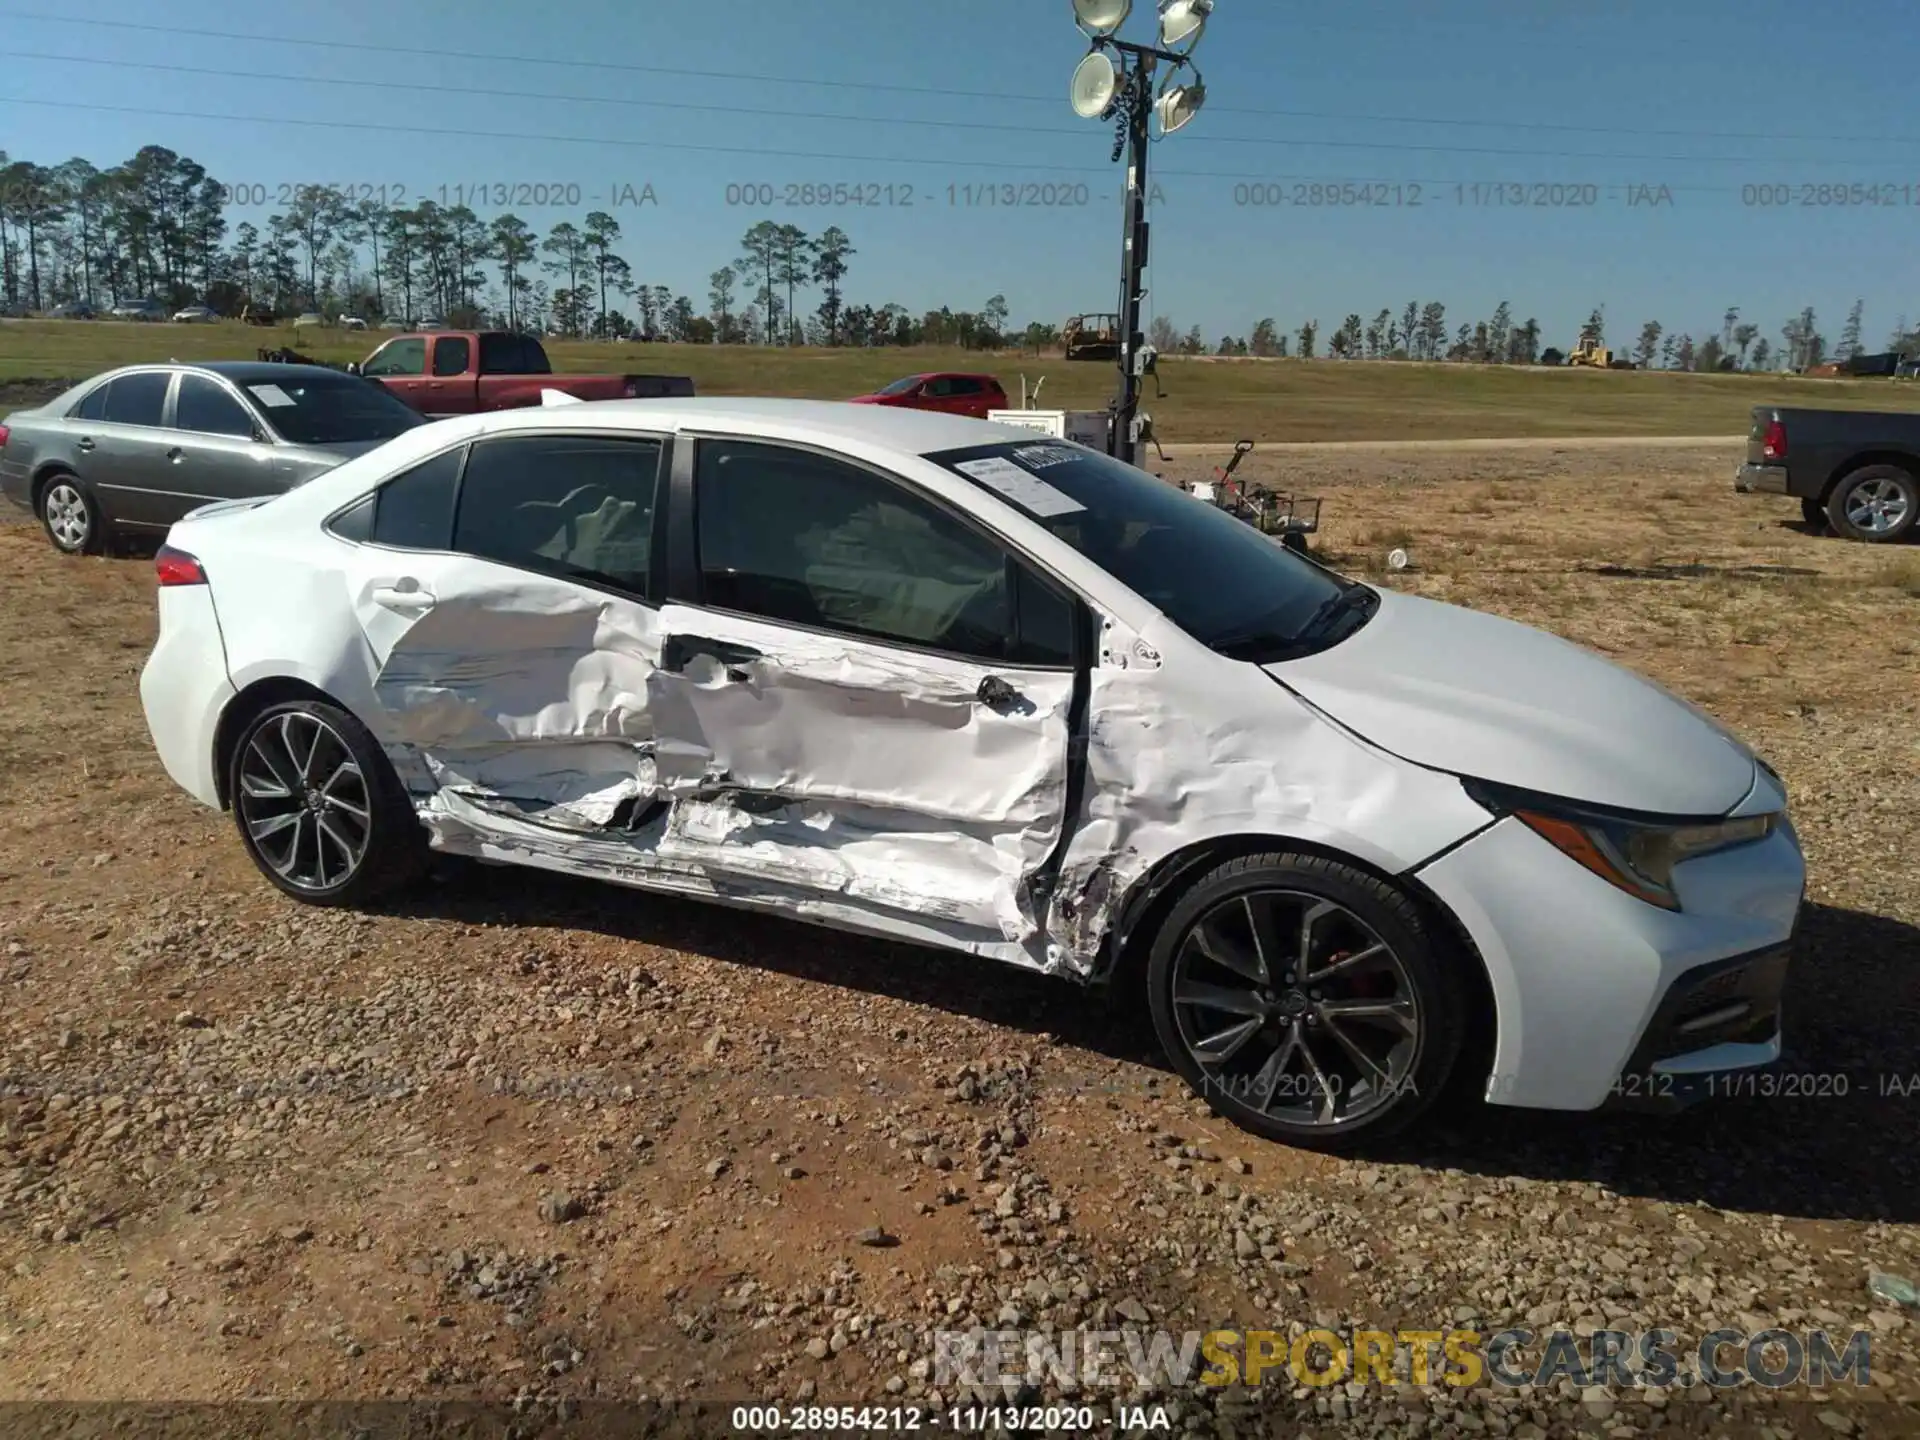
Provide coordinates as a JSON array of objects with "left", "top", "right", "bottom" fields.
[
  {"left": 661, "top": 634, "right": 763, "bottom": 675},
  {"left": 76, "top": 437, "right": 95, "bottom": 452},
  {"left": 976, "top": 674, "right": 1022, "bottom": 710},
  {"left": 371, "top": 581, "right": 435, "bottom": 610},
  {"left": 166, "top": 447, "right": 184, "bottom": 463}
]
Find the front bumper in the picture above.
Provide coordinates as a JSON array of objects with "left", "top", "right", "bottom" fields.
[
  {"left": 1600, "top": 941, "right": 1791, "bottom": 1111},
  {"left": 1415, "top": 812, "right": 1804, "bottom": 1111},
  {"left": 1734, "top": 462, "right": 1790, "bottom": 495}
]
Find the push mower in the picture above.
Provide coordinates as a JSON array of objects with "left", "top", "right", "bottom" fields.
[{"left": 1180, "top": 439, "right": 1322, "bottom": 554}]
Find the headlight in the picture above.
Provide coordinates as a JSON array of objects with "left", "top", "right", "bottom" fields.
[{"left": 1462, "top": 778, "right": 1779, "bottom": 912}]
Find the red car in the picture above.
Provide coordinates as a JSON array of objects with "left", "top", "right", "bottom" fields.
[{"left": 847, "top": 372, "right": 1008, "bottom": 420}]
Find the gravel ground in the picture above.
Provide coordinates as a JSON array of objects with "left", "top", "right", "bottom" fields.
[{"left": 0, "top": 442, "right": 1916, "bottom": 1437}]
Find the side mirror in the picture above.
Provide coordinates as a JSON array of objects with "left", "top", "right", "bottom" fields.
[{"left": 345, "top": 361, "right": 362, "bottom": 376}]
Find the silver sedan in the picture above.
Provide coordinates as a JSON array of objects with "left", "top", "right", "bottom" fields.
[{"left": 0, "top": 361, "right": 427, "bottom": 555}]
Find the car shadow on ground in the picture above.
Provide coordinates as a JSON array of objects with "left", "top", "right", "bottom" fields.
[
  {"left": 1408, "top": 902, "right": 1920, "bottom": 1225},
  {"left": 385, "top": 869, "right": 1919, "bottom": 1225}
]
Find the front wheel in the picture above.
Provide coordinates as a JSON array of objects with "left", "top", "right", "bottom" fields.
[
  {"left": 1146, "top": 852, "right": 1465, "bottom": 1152},
  {"left": 228, "top": 698, "right": 426, "bottom": 906},
  {"left": 1826, "top": 464, "right": 1918, "bottom": 543}
]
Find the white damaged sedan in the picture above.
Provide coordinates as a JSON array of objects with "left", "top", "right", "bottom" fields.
[{"left": 138, "top": 400, "right": 1805, "bottom": 1150}]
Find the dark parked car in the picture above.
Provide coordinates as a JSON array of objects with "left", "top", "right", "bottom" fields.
[
  {"left": 1735, "top": 404, "right": 1920, "bottom": 542},
  {"left": 0, "top": 361, "right": 427, "bottom": 555}
]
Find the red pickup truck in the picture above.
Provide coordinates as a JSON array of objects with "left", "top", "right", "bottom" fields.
[{"left": 351, "top": 331, "right": 694, "bottom": 416}]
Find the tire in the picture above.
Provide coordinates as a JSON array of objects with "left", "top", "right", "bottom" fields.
[
  {"left": 1800, "top": 497, "right": 1829, "bottom": 533},
  {"left": 1146, "top": 851, "right": 1464, "bottom": 1153},
  {"left": 227, "top": 697, "right": 426, "bottom": 906},
  {"left": 1825, "top": 463, "right": 1918, "bottom": 543},
  {"left": 38, "top": 473, "right": 106, "bottom": 555}
]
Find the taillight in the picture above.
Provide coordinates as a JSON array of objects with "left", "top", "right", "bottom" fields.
[
  {"left": 1762, "top": 419, "right": 1787, "bottom": 459},
  {"left": 622, "top": 381, "right": 637, "bottom": 398},
  {"left": 0, "top": 423, "right": 10, "bottom": 451},
  {"left": 154, "top": 544, "right": 206, "bottom": 586}
]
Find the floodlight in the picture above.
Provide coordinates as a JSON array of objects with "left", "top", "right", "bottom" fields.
[
  {"left": 1153, "top": 78, "right": 1205, "bottom": 134},
  {"left": 1070, "top": 50, "right": 1120, "bottom": 118},
  {"left": 1157, "top": 0, "right": 1213, "bottom": 52},
  {"left": 1072, "top": 0, "right": 1131, "bottom": 37}
]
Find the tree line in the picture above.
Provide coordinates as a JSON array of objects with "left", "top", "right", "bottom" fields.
[
  {"left": 1157, "top": 302, "right": 1909, "bottom": 374},
  {"left": 1, "top": 145, "right": 1912, "bottom": 369},
  {"left": 0, "top": 146, "right": 1023, "bottom": 346}
]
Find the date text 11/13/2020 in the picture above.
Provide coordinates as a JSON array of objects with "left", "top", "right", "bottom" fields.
[
  {"left": 721, "top": 182, "right": 1141, "bottom": 208},
  {"left": 213, "top": 182, "right": 661, "bottom": 210}
]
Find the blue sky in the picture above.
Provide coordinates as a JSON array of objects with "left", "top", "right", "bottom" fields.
[{"left": 2, "top": 0, "right": 1915, "bottom": 351}]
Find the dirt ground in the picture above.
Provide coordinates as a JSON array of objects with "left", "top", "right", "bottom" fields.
[{"left": 0, "top": 443, "right": 1916, "bottom": 1437}]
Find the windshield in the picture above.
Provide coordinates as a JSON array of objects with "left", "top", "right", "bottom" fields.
[
  {"left": 247, "top": 375, "right": 425, "bottom": 446},
  {"left": 928, "top": 440, "right": 1370, "bottom": 661},
  {"left": 876, "top": 375, "right": 926, "bottom": 396}
]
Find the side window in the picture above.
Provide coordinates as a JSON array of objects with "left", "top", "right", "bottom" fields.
[
  {"left": 363, "top": 338, "right": 426, "bottom": 377},
  {"left": 1012, "top": 567, "right": 1076, "bottom": 667},
  {"left": 432, "top": 336, "right": 471, "bottom": 377},
  {"left": 370, "top": 446, "right": 463, "bottom": 550},
  {"left": 328, "top": 494, "right": 375, "bottom": 543},
  {"left": 477, "top": 333, "right": 516, "bottom": 374},
  {"left": 695, "top": 440, "right": 1061, "bottom": 664},
  {"left": 925, "top": 378, "right": 955, "bottom": 397},
  {"left": 72, "top": 384, "right": 109, "bottom": 421},
  {"left": 452, "top": 434, "right": 661, "bottom": 593},
  {"left": 948, "top": 377, "right": 983, "bottom": 395},
  {"left": 101, "top": 371, "right": 171, "bottom": 427},
  {"left": 172, "top": 374, "right": 257, "bottom": 437},
  {"left": 518, "top": 337, "right": 551, "bottom": 374}
]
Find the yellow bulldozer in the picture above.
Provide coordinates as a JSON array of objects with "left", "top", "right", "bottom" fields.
[
  {"left": 1565, "top": 336, "right": 1637, "bottom": 369},
  {"left": 1063, "top": 312, "right": 1121, "bottom": 362}
]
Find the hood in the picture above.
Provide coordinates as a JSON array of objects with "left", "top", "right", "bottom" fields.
[
  {"left": 845, "top": 393, "right": 888, "bottom": 404},
  {"left": 1265, "top": 590, "right": 1757, "bottom": 815}
]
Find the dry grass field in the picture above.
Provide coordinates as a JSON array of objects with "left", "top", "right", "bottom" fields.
[
  {"left": 0, "top": 442, "right": 1915, "bottom": 1433},
  {"left": 5, "top": 317, "right": 1920, "bottom": 443}
]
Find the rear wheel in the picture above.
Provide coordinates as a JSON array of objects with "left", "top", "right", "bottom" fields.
[
  {"left": 38, "top": 475, "right": 104, "bottom": 555},
  {"left": 1146, "top": 852, "right": 1464, "bottom": 1152},
  {"left": 228, "top": 698, "right": 425, "bottom": 906},
  {"left": 1826, "top": 464, "right": 1918, "bottom": 543}
]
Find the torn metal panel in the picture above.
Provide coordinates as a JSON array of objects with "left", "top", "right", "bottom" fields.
[
  {"left": 359, "top": 575, "right": 666, "bottom": 831},
  {"left": 642, "top": 601, "right": 1076, "bottom": 948},
  {"left": 357, "top": 565, "right": 1076, "bottom": 959},
  {"left": 419, "top": 787, "right": 1051, "bottom": 968},
  {"left": 1045, "top": 609, "right": 1499, "bottom": 977}
]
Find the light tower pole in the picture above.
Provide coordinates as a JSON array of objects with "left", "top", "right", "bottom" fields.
[{"left": 1066, "top": 0, "right": 1211, "bottom": 465}]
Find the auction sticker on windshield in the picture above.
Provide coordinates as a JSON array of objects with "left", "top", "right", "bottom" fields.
[
  {"left": 953, "top": 456, "right": 1085, "bottom": 518},
  {"left": 1011, "top": 443, "right": 1082, "bottom": 468},
  {"left": 249, "top": 384, "right": 297, "bottom": 408}
]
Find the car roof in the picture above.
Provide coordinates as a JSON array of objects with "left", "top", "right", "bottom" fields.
[
  {"left": 190, "top": 361, "right": 363, "bottom": 384},
  {"left": 473, "top": 396, "right": 1040, "bottom": 453}
]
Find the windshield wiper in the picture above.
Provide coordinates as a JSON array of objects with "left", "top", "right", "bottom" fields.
[
  {"left": 1209, "top": 585, "right": 1376, "bottom": 662},
  {"left": 1296, "top": 583, "right": 1378, "bottom": 642}
]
